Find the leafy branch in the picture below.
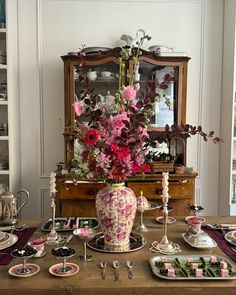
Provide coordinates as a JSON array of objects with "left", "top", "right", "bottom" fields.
[{"left": 147, "top": 123, "right": 223, "bottom": 147}]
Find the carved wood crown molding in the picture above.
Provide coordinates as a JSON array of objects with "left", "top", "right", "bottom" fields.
[{"left": 61, "top": 47, "right": 191, "bottom": 62}]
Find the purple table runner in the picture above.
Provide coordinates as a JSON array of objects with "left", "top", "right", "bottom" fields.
[
  {"left": 202, "top": 225, "right": 236, "bottom": 263},
  {"left": 0, "top": 227, "right": 37, "bottom": 265}
]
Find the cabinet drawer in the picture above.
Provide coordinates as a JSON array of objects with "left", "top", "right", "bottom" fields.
[
  {"left": 127, "top": 180, "right": 194, "bottom": 200},
  {"left": 58, "top": 181, "right": 106, "bottom": 200}
]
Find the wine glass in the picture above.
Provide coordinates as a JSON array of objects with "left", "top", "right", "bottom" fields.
[{"left": 73, "top": 228, "right": 96, "bottom": 261}]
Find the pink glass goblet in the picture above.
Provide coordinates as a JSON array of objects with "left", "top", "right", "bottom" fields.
[{"left": 73, "top": 228, "right": 96, "bottom": 261}]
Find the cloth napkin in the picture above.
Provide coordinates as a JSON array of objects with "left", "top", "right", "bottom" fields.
[
  {"left": 202, "top": 225, "right": 236, "bottom": 263},
  {"left": 0, "top": 227, "right": 36, "bottom": 265}
]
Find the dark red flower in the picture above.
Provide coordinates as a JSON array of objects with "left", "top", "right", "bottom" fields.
[{"left": 84, "top": 128, "right": 99, "bottom": 145}]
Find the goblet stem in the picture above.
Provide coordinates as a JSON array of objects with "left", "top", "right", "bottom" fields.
[
  {"left": 140, "top": 210, "right": 144, "bottom": 228},
  {"left": 22, "top": 257, "right": 27, "bottom": 272},
  {"left": 63, "top": 258, "right": 67, "bottom": 271},
  {"left": 84, "top": 241, "right": 87, "bottom": 261}
]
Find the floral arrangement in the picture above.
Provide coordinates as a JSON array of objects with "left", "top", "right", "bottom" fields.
[
  {"left": 70, "top": 35, "right": 159, "bottom": 182},
  {"left": 69, "top": 35, "right": 222, "bottom": 183}
]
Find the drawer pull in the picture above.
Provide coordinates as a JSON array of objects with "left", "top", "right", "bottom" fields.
[
  {"left": 156, "top": 189, "right": 162, "bottom": 194},
  {"left": 88, "top": 189, "right": 96, "bottom": 195}
]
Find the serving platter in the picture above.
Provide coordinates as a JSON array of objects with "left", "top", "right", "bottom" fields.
[
  {"left": 149, "top": 255, "right": 236, "bottom": 280},
  {"left": 87, "top": 232, "right": 146, "bottom": 253},
  {"left": 41, "top": 217, "right": 99, "bottom": 232}
]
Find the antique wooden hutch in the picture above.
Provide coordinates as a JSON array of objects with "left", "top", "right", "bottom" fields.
[{"left": 57, "top": 47, "right": 197, "bottom": 217}]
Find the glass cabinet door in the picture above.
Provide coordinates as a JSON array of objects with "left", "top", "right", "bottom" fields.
[
  {"left": 73, "top": 60, "right": 120, "bottom": 124},
  {"left": 135, "top": 59, "right": 182, "bottom": 130}
]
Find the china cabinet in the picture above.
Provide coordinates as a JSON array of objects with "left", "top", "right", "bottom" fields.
[
  {"left": 61, "top": 48, "right": 190, "bottom": 167},
  {"left": 0, "top": 0, "right": 20, "bottom": 194},
  {"left": 58, "top": 47, "right": 197, "bottom": 217}
]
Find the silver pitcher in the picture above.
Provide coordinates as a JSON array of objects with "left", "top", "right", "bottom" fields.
[{"left": 0, "top": 189, "right": 29, "bottom": 225}]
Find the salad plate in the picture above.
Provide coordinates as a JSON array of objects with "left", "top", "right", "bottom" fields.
[
  {"left": 0, "top": 233, "right": 18, "bottom": 250},
  {"left": 224, "top": 231, "right": 236, "bottom": 246}
]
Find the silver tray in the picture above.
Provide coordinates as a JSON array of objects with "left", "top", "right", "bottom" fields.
[
  {"left": 87, "top": 232, "right": 146, "bottom": 253},
  {"left": 41, "top": 217, "right": 99, "bottom": 232},
  {"left": 149, "top": 255, "right": 236, "bottom": 280}
]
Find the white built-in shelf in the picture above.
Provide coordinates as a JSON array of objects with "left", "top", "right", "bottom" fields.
[
  {"left": 0, "top": 170, "right": 9, "bottom": 175},
  {"left": 233, "top": 137, "right": 236, "bottom": 141},
  {"left": 0, "top": 136, "right": 9, "bottom": 140},
  {"left": 0, "top": 101, "right": 7, "bottom": 105},
  {"left": 232, "top": 170, "right": 236, "bottom": 175},
  {"left": 0, "top": 64, "right": 7, "bottom": 70}
]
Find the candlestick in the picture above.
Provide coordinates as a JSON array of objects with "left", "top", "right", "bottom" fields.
[
  {"left": 47, "top": 172, "right": 60, "bottom": 245},
  {"left": 158, "top": 172, "right": 175, "bottom": 252}
]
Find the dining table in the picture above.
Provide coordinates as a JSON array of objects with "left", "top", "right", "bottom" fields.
[{"left": 1, "top": 216, "right": 236, "bottom": 295}]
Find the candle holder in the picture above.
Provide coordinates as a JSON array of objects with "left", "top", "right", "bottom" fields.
[
  {"left": 47, "top": 192, "right": 60, "bottom": 245},
  {"left": 150, "top": 172, "right": 181, "bottom": 254}
]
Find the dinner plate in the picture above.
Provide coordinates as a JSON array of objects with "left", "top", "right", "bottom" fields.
[
  {"left": 0, "top": 232, "right": 11, "bottom": 245},
  {"left": 0, "top": 233, "right": 18, "bottom": 250},
  {"left": 0, "top": 231, "right": 6, "bottom": 241},
  {"left": 224, "top": 231, "right": 236, "bottom": 246}
]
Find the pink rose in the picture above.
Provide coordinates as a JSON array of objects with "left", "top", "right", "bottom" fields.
[
  {"left": 72, "top": 101, "right": 85, "bottom": 117},
  {"left": 122, "top": 85, "right": 136, "bottom": 101}
]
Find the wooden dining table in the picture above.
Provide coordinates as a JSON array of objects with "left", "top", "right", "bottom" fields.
[{"left": 1, "top": 216, "right": 236, "bottom": 295}]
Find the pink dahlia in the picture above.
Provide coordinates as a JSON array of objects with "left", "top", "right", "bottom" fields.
[
  {"left": 84, "top": 128, "right": 99, "bottom": 145},
  {"left": 121, "top": 85, "right": 136, "bottom": 101},
  {"left": 72, "top": 101, "right": 85, "bottom": 117}
]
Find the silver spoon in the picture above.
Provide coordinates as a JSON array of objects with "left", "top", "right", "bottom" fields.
[
  {"left": 100, "top": 261, "right": 107, "bottom": 279},
  {"left": 126, "top": 260, "right": 134, "bottom": 279},
  {"left": 112, "top": 260, "right": 119, "bottom": 280}
]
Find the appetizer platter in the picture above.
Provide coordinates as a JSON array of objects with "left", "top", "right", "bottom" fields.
[
  {"left": 149, "top": 255, "right": 236, "bottom": 280},
  {"left": 41, "top": 217, "right": 99, "bottom": 232}
]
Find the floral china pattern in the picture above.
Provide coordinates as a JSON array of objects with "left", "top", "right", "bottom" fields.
[{"left": 96, "top": 184, "right": 137, "bottom": 247}]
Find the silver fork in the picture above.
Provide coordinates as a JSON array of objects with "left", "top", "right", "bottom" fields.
[
  {"left": 100, "top": 261, "right": 107, "bottom": 279},
  {"left": 112, "top": 260, "right": 119, "bottom": 280},
  {"left": 126, "top": 260, "right": 134, "bottom": 279}
]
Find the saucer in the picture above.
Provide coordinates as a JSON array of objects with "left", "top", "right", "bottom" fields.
[
  {"left": 49, "top": 262, "right": 79, "bottom": 277},
  {"left": 33, "top": 251, "right": 46, "bottom": 258},
  {"left": 155, "top": 216, "right": 176, "bottom": 224},
  {"left": 150, "top": 241, "right": 182, "bottom": 255},
  {"left": 182, "top": 232, "right": 217, "bottom": 249},
  {"left": 9, "top": 263, "right": 40, "bottom": 278}
]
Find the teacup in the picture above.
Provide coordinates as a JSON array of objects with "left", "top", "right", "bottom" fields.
[
  {"left": 187, "top": 217, "right": 204, "bottom": 236},
  {"left": 101, "top": 71, "right": 111, "bottom": 78},
  {"left": 28, "top": 236, "right": 47, "bottom": 257}
]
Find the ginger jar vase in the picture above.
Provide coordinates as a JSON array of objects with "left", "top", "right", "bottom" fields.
[{"left": 95, "top": 182, "right": 137, "bottom": 251}]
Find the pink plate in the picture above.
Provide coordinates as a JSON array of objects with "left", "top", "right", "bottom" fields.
[
  {"left": 49, "top": 262, "right": 79, "bottom": 277},
  {"left": 155, "top": 216, "right": 176, "bottom": 224},
  {"left": 8, "top": 263, "right": 40, "bottom": 278}
]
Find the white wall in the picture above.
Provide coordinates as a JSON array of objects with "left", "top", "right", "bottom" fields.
[{"left": 16, "top": 0, "right": 223, "bottom": 218}]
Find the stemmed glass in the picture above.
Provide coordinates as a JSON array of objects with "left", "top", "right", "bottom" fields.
[
  {"left": 11, "top": 246, "right": 37, "bottom": 274},
  {"left": 51, "top": 246, "right": 76, "bottom": 273},
  {"left": 73, "top": 228, "right": 96, "bottom": 261},
  {"left": 136, "top": 202, "right": 158, "bottom": 232}
]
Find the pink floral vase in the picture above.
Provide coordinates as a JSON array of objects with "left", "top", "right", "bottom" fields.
[{"left": 95, "top": 182, "right": 137, "bottom": 251}]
